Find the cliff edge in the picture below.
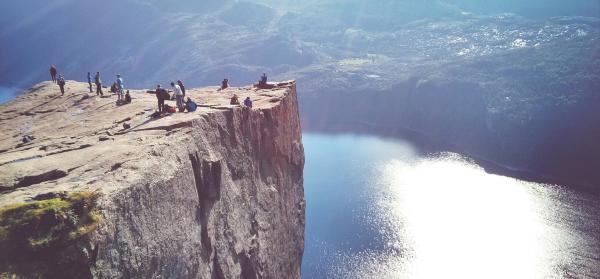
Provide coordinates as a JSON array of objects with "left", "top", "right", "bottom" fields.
[{"left": 0, "top": 81, "right": 305, "bottom": 278}]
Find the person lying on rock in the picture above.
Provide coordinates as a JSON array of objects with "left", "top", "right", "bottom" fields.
[{"left": 163, "top": 104, "right": 177, "bottom": 113}]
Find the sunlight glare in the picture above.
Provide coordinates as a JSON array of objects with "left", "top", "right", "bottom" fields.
[{"left": 374, "top": 154, "right": 549, "bottom": 279}]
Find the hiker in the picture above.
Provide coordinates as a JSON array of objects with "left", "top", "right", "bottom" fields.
[
  {"left": 94, "top": 72, "right": 103, "bottom": 96},
  {"left": 50, "top": 65, "right": 57, "bottom": 83},
  {"left": 244, "top": 96, "right": 253, "bottom": 108},
  {"left": 177, "top": 80, "right": 186, "bottom": 97},
  {"left": 124, "top": 90, "right": 131, "bottom": 104},
  {"left": 221, "top": 78, "right": 229, "bottom": 90},
  {"left": 87, "top": 72, "right": 93, "bottom": 93},
  {"left": 171, "top": 81, "right": 184, "bottom": 112},
  {"left": 258, "top": 73, "right": 267, "bottom": 88},
  {"left": 155, "top": 84, "right": 166, "bottom": 113},
  {"left": 57, "top": 75, "right": 66, "bottom": 95},
  {"left": 230, "top": 94, "right": 240, "bottom": 105},
  {"left": 116, "top": 74, "right": 125, "bottom": 100},
  {"left": 185, "top": 97, "right": 197, "bottom": 112}
]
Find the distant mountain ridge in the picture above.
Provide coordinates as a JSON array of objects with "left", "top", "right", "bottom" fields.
[{"left": 2, "top": 0, "right": 599, "bottom": 188}]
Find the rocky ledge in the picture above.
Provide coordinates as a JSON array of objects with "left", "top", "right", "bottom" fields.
[{"left": 0, "top": 80, "right": 305, "bottom": 278}]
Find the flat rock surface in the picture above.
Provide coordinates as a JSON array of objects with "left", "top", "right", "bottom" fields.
[{"left": 0, "top": 80, "right": 292, "bottom": 206}]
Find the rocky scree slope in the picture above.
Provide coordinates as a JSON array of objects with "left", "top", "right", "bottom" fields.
[{"left": 0, "top": 80, "right": 305, "bottom": 278}]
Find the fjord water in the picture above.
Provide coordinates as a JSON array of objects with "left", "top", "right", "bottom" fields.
[
  {"left": 0, "top": 87, "right": 20, "bottom": 104},
  {"left": 302, "top": 133, "right": 599, "bottom": 278}
]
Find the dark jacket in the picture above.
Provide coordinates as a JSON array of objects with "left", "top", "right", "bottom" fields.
[{"left": 156, "top": 88, "right": 167, "bottom": 100}]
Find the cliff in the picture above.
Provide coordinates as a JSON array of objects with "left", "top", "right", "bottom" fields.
[{"left": 0, "top": 80, "right": 305, "bottom": 278}]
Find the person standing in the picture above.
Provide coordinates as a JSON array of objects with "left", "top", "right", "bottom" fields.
[
  {"left": 94, "top": 72, "right": 103, "bottom": 96},
  {"left": 171, "top": 81, "right": 184, "bottom": 112},
  {"left": 155, "top": 84, "right": 166, "bottom": 113},
  {"left": 50, "top": 65, "right": 57, "bottom": 83},
  {"left": 87, "top": 72, "right": 93, "bottom": 93},
  {"left": 177, "top": 80, "right": 186, "bottom": 97},
  {"left": 57, "top": 75, "right": 66, "bottom": 95},
  {"left": 116, "top": 74, "right": 125, "bottom": 100}
]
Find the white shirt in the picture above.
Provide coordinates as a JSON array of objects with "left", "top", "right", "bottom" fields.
[{"left": 173, "top": 84, "right": 183, "bottom": 96}]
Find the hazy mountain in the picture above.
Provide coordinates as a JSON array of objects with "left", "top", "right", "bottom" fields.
[{"left": 1, "top": 0, "right": 599, "bottom": 187}]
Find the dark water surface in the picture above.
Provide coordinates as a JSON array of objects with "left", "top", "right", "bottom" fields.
[
  {"left": 0, "top": 86, "right": 21, "bottom": 104},
  {"left": 301, "top": 133, "right": 599, "bottom": 279}
]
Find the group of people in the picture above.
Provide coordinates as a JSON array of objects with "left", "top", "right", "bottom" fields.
[
  {"left": 154, "top": 80, "right": 194, "bottom": 114},
  {"left": 50, "top": 65, "right": 265, "bottom": 115},
  {"left": 87, "top": 71, "right": 105, "bottom": 96},
  {"left": 50, "top": 65, "right": 67, "bottom": 95},
  {"left": 230, "top": 94, "right": 253, "bottom": 108},
  {"left": 50, "top": 65, "right": 128, "bottom": 100}
]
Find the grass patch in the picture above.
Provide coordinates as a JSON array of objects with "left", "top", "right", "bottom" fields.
[{"left": 0, "top": 191, "right": 101, "bottom": 278}]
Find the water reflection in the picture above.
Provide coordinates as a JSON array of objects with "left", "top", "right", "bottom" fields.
[
  {"left": 302, "top": 133, "right": 599, "bottom": 279},
  {"left": 375, "top": 155, "right": 547, "bottom": 278}
]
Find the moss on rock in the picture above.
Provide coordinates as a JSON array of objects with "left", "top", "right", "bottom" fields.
[{"left": 0, "top": 191, "right": 101, "bottom": 278}]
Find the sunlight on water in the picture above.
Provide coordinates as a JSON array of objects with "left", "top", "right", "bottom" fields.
[
  {"left": 375, "top": 155, "right": 547, "bottom": 278},
  {"left": 302, "top": 134, "right": 599, "bottom": 279}
]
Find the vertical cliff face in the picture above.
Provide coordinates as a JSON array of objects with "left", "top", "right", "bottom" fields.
[{"left": 0, "top": 81, "right": 304, "bottom": 278}]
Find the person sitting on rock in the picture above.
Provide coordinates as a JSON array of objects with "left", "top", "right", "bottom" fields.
[
  {"left": 258, "top": 73, "right": 267, "bottom": 88},
  {"left": 230, "top": 94, "right": 240, "bottom": 105},
  {"left": 110, "top": 82, "right": 118, "bottom": 94},
  {"left": 244, "top": 96, "right": 252, "bottom": 108},
  {"left": 185, "top": 97, "right": 197, "bottom": 112},
  {"left": 221, "top": 78, "right": 229, "bottom": 90},
  {"left": 124, "top": 90, "right": 131, "bottom": 104}
]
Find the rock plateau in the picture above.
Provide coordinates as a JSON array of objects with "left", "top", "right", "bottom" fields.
[{"left": 0, "top": 80, "right": 305, "bottom": 278}]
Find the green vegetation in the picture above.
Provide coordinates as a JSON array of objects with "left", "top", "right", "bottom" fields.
[{"left": 0, "top": 191, "right": 101, "bottom": 278}]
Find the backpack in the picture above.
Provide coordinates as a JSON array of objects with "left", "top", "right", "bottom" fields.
[{"left": 166, "top": 105, "right": 177, "bottom": 113}]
